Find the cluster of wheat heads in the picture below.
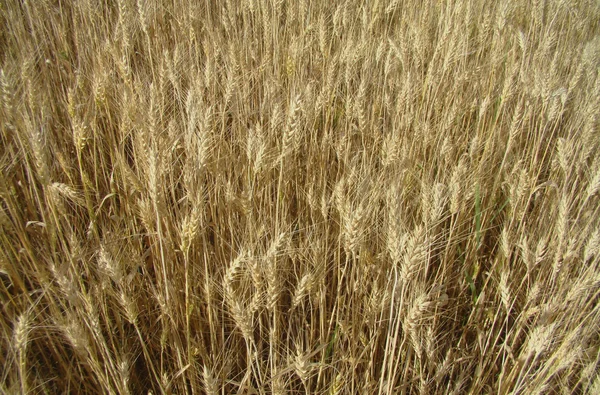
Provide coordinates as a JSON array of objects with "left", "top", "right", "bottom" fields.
[{"left": 1, "top": 0, "right": 600, "bottom": 393}]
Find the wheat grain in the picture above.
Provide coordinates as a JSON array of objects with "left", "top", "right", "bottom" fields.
[
  {"left": 202, "top": 365, "right": 219, "bottom": 395},
  {"left": 292, "top": 272, "right": 312, "bottom": 308}
]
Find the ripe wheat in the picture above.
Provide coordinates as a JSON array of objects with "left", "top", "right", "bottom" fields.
[{"left": 1, "top": 0, "right": 599, "bottom": 393}]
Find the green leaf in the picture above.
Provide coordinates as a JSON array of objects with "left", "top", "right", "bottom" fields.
[
  {"left": 475, "top": 183, "right": 482, "bottom": 250},
  {"left": 325, "top": 325, "right": 339, "bottom": 361}
]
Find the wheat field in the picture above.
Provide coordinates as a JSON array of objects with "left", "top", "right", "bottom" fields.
[{"left": 1, "top": 0, "right": 599, "bottom": 393}]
